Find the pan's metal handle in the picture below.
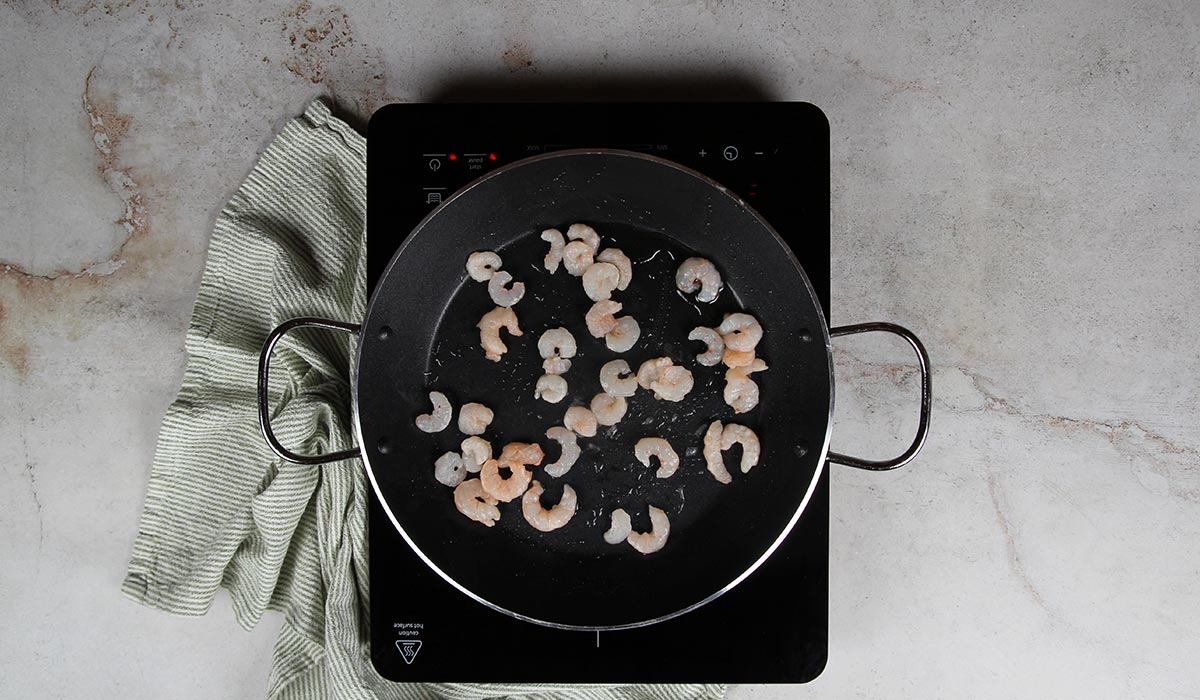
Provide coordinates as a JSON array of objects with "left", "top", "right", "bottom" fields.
[
  {"left": 827, "top": 322, "right": 931, "bottom": 471},
  {"left": 257, "top": 317, "right": 362, "bottom": 465}
]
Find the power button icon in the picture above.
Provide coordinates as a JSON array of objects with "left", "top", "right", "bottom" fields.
[{"left": 723, "top": 146, "right": 738, "bottom": 161}]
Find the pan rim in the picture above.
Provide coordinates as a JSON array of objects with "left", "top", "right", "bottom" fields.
[{"left": 354, "top": 148, "right": 834, "bottom": 631}]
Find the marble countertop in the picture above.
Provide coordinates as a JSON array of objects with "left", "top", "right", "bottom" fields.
[{"left": 2, "top": 1, "right": 1197, "bottom": 697}]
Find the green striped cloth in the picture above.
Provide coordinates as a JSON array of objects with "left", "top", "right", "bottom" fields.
[{"left": 123, "top": 99, "right": 726, "bottom": 700}]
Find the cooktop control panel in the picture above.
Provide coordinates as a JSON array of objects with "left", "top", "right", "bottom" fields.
[{"left": 366, "top": 102, "right": 830, "bottom": 684}]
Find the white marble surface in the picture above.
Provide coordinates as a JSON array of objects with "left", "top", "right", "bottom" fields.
[{"left": 2, "top": 1, "right": 1198, "bottom": 697}]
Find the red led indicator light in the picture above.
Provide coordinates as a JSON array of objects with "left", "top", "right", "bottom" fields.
[
  {"left": 488, "top": 152, "right": 497, "bottom": 161},
  {"left": 448, "top": 153, "right": 458, "bottom": 161}
]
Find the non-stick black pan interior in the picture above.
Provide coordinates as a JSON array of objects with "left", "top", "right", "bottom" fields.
[{"left": 356, "top": 150, "right": 831, "bottom": 629}]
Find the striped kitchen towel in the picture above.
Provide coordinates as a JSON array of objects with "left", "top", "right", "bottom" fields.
[{"left": 121, "top": 99, "right": 725, "bottom": 700}]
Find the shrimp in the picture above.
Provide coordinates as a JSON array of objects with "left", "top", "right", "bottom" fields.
[
  {"left": 717, "top": 312, "right": 763, "bottom": 351},
  {"left": 458, "top": 402, "right": 494, "bottom": 435},
  {"left": 650, "top": 365, "right": 694, "bottom": 402},
  {"left": 605, "top": 316, "right": 641, "bottom": 353},
  {"left": 675, "top": 257, "right": 723, "bottom": 303},
  {"left": 688, "top": 326, "right": 725, "bottom": 366},
  {"left": 453, "top": 478, "right": 500, "bottom": 527},
  {"left": 704, "top": 420, "right": 731, "bottom": 484},
  {"left": 538, "top": 327, "right": 577, "bottom": 360},
  {"left": 499, "top": 441, "right": 545, "bottom": 467},
  {"left": 724, "top": 359, "right": 768, "bottom": 414},
  {"left": 634, "top": 437, "right": 680, "bottom": 478},
  {"left": 596, "top": 248, "right": 632, "bottom": 291},
  {"left": 543, "top": 357, "right": 572, "bottom": 375},
  {"left": 477, "top": 306, "right": 522, "bottom": 362},
  {"left": 540, "top": 228, "right": 565, "bottom": 273},
  {"left": 636, "top": 357, "right": 673, "bottom": 389},
  {"left": 720, "top": 423, "right": 761, "bottom": 473},
  {"left": 562, "top": 240, "right": 594, "bottom": 276},
  {"left": 521, "top": 480, "right": 577, "bottom": 532},
  {"left": 487, "top": 270, "right": 526, "bottom": 307},
  {"left": 460, "top": 436, "right": 491, "bottom": 473},
  {"left": 434, "top": 451, "right": 466, "bottom": 487},
  {"left": 627, "top": 505, "right": 670, "bottom": 554},
  {"left": 535, "top": 374, "right": 568, "bottom": 403},
  {"left": 481, "top": 442, "right": 542, "bottom": 502},
  {"left": 582, "top": 262, "right": 620, "bottom": 301},
  {"left": 564, "top": 405, "right": 598, "bottom": 437},
  {"left": 722, "top": 347, "right": 756, "bottom": 368},
  {"left": 465, "top": 251, "right": 502, "bottom": 282},
  {"left": 544, "top": 426, "right": 580, "bottom": 478},
  {"left": 585, "top": 300, "right": 622, "bottom": 338},
  {"left": 599, "top": 359, "right": 638, "bottom": 397},
  {"left": 603, "top": 508, "right": 632, "bottom": 545},
  {"left": 723, "top": 368, "right": 760, "bottom": 414},
  {"left": 590, "top": 392, "right": 628, "bottom": 426},
  {"left": 415, "top": 391, "right": 452, "bottom": 433},
  {"left": 566, "top": 222, "right": 601, "bottom": 254}
]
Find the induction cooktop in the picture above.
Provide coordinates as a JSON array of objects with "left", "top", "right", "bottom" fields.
[{"left": 365, "top": 102, "right": 830, "bottom": 683}]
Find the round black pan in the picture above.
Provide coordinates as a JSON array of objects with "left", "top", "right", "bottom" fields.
[{"left": 353, "top": 150, "right": 832, "bottom": 630}]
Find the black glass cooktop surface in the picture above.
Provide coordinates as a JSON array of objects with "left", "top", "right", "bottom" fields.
[{"left": 365, "top": 102, "right": 829, "bottom": 683}]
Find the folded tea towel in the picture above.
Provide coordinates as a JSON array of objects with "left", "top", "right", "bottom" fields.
[{"left": 121, "top": 98, "right": 726, "bottom": 700}]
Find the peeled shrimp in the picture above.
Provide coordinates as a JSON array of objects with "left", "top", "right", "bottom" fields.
[
  {"left": 718, "top": 312, "right": 763, "bottom": 351},
  {"left": 540, "top": 228, "right": 565, "bottom": 273},
  {"left": 535, "top": 374, "right": 568, "bottom": 403},
  {"left": 458, "top": 402, "right": 494, "bottom": 435},
  {"left": 590, "top": 392, "right": 628, "bottom": 426},
  {"left": 634, "top": 437, "right": 680, "bottom": 478},
  {"left": 636, "top": 357, "right": 672, "bottom": 389},
  {"left": 499, "top": 441, "right": 545, "bottom": 467},
  {"left": 605, "top": 316, "right": 641, "bottom": 353},
  {"left": 481, "top": 442, "right": 543, "bottom": 502},
  {"left": 723, "top": 369, "right": 760, "bottom": 414},
  {"left": 704, "top": 420, "right": 731, "bottom": 484},
  {"left": 453, "top": 478, "right": 500, "bottom": 527},
  {"left": 704, "top": 421, "right": 760, "bottom": 483},
  {"left": 434, "top": 451, "right": 466, "bottom": 487},
  {"left": 543, "top": 357, "right": 572, "bottom": 375},
  {"left": 538, "top": 327, "right": 577, "bottom": 360},
  {"left": 522, "top": 480, "right": 577, "bottom": 532},
  {"left": 585, "top": 300, "right": 622, "bottom": 338},
  {"left": 688, "top": 326, "right": 725, "bottom": 366},
  {"left": 599, "top": 359, "right": 638, "bottom": 397},
  {"left": 466, "top": 251, "right": 502, "bottom": 282},
  {"left": 562, "top": 240, "right": 594, "bottom": 276},
  {"left": 487, "top": 270, "right": 526, "bottom": 307},
  {"left": 460, "top": 436, "right": 491, "bottom": 473},
  {"left": 477, "top": 306, "right": 522, "bottom": 362},
  {"left": 415, "top": 391, "right": 452, "bottom": 433},
  {"left": 596, "top": 248, "right": 632, "bottom": 291},
  {"left": 724, "top": 359, "right": 768, "bottom": 414},
  {"left": 603, "top": 508, "right": 632, "bottom": 545},
  {"left": 650, "top": 365, "right": 694, "bottom": 402},
  {"left": 566, "top": 222, "right": 601, "bottom": 254},
  {"left": 722, "top": 348, "right": 756, "bottom": 368},
  {"left": 675, "top": 257, "right": 723, "bottom": 303},
  {"left": 544, "top": 426, "right": 580, "bottom": 478},
  {"left": 564, "top": 405, "right": 598, "bottom": 437},
  {"left": 582, "top": 262, "right": 620, "bottom": 302},
  {"left": 627, "top": 505, "right": 670, "bottom": 554},
  {"left": 720, "top": 423, "right": 761, "bottom": 473}
]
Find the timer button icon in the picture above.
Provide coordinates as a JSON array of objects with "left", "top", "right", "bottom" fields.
[{"left": 723, "top": 146, "right": 738, "bottom": 161}]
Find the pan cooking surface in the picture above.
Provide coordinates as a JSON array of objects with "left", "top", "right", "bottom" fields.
[
  {"left": 422, "top": 224, "right": 757, "bottom": 555},
  {"left": 356, "top": 150, "right": 830, "bottom": 628}
]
